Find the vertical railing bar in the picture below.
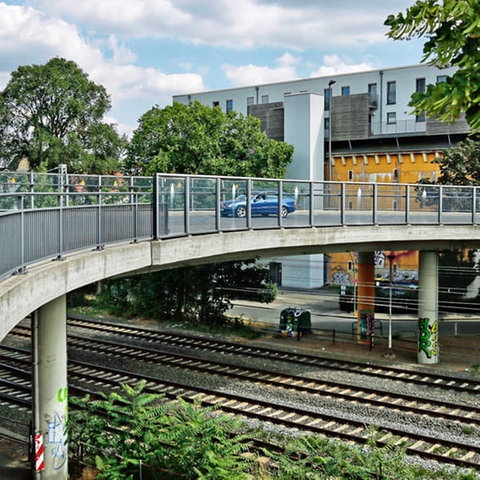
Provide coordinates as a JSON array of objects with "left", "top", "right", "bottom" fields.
[
  {"left": 132, "top": 192, "right": 138, "bottom": 242},
  {"left": 405, "top": 185, "right": 410, "bottom": 224},
  {"left": 96, "top": 186, "right": 104, "bottom": 250},
  {"left": 56, "top": 193, "right": 64, "bottom": 260},
  {"left": 215, "top": 178, "right": 221, "bottom": 232},
  {"left": 246, "top": 179, "right": 252, "bottom": 230},
  {"left": 309, "top": 182, "right": 314, "bottom": 226},
  {"left": 438, "top": 185, "right": 443, "bottom": 224},
  {"left": 184, "top": 176, "right": 190, "bottom": 235},
  {"left": 29, "top": 172, "right": 34, "bottom": 209},
  {"left": 152, "top": 174, "right": 159, "bottom": 240},
  {"left": 20, "top": 196, "right": 25, "bottom": 272},
  {"left": 278, "top": 180, "right": 284, "bottom": 228},
  {"left": 372, "top": 183, "right": 377, "bottom": 225},
  {"left": 473, "top": 186, "right": 477, "bottom": 225},
  {"left": 340, "top": 183, "right": 346, "bottom": 225}
]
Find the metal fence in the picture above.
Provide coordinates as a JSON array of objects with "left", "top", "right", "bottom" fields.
[{"left": 1, "top": 171, "right": 479, "bottom": 281}]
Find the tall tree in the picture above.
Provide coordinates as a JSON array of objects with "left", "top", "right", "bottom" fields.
[
  {"left": 0, "top": 57, "right": 126, "bottom": 173},
  {"left": 385, "top": 0, "right": 480, "bottom": 132},
  {"left": 125, "top": 100, "right": 293, "bottom": 178}
]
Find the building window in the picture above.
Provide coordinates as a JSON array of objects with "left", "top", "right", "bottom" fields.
[
  {"left": 348, "top": 261, "right": 353, "bottom": 271},
  {"left": 387, "top": 81, "right": 396, "bottom": 104},
  {"left": 246, "top": 96, "right": 254, "bottom": 106},
  {"left": 393, "top": 168, "right": 399, "bottom": 182},
  {"left": 387, "top": 112, "right": 396, "bottom": 124},
  {"left": 416, "top": 77, "right": 426, "bottom": 93},
  {"left": 368, "top": 83, "right": 378, "bottom": 106},
  {"left": 348, "top": 170, "right": 353, "bottom": 181},
  {"left": 341, "top": 86, "right": 350, "bottom": 96},
  {"left": 324, "top": 88, "right": 332, "bottom": 110},
  {"left": 226, "top": 99, "right": 233, "bottom": 113},
  {"left": 261, "top": 94, "right": 269, "bottom": 104},
  {"left": 416, "top": 112, "right": 426, "bottom": 122},
  {"left": 212, "top": 101, "right": 219, "bottom": 108},
  {"left": 437, "top": 75, "right": 447, "bottom": 83},
  {"left": 324, "top": 117, "right": 330, "bottom": 133}
]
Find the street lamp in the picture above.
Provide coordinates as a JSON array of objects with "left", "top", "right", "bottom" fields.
[
  {"left": 387, "top": 253, "right": 395, "bottom": 355},
  {"left": 328, "top": 80, "right": 336, "bottom": 183}
]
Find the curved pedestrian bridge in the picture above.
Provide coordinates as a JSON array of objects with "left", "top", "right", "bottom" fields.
[{"left": 1, "top": 171, "right": 480, "bottom": 339}]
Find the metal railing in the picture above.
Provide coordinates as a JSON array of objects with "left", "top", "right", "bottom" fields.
[{"left": 1, "top": 171, "right": 479, "bottom": 281}]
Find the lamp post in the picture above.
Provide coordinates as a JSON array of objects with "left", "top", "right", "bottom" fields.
[
  {"left": 387, "top": 253, "right": 395, "bottom": 354},
  {"left": 328, "top": 80, "right": 336, "bottom": 183}
]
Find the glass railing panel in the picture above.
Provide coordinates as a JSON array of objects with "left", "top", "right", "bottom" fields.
[
  {"left": 218, "top": 178, "right": 249, "bottom": 231},
  {"left": 189, "top": 177, "right": 217, "bottom": 234},
  {"left": 343, "top": 183, "right": 374, "bottom": 224},
  {"left": 375, "top": 183, "right": 407, "bottom": 224}
]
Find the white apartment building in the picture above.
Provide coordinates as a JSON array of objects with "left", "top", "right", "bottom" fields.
[{"left": 173, "top": 64, "right": 470, "bottom": 289}]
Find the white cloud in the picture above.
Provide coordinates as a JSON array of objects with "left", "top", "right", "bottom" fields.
[
  {"left": 0, "top": 2, "right": 206, "bottom": 133},
  {"left": 34, "top": 0, "right": 413, "bottom": 50},
  {"left": 223, "top": 53, "right": 301, "bottom": 86},
  {"left": 308, "top": 54, "right": 377, "bottom": 77}
]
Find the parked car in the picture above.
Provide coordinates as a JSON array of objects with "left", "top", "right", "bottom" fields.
[{"left": 220, "top": 191, "right": 296, "bottom": 218}]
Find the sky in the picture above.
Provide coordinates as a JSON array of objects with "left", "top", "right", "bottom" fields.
[{"left": 0, "top": 0, "right": 423, "bottom": 136}]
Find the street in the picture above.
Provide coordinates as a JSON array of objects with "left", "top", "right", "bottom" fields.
[{"left": 230, "top": 288, "right": 480, "bottom": 337}]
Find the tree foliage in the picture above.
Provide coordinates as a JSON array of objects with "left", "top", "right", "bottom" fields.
[
  {"left": 0, "top": 57, "right": 126, "bottom": 173},
  {"left": 69, "top": 382, "right": 475, "bottom": 479},
  {"left": 125, "top": 101, "right": 293, "bottom": 178},
  {"left": 95, "top": 260, "right": 277, "bottom": 325},
  {"left": 432, "top": 138, "right": 480, "bottom": 185},
  {"left": 69, "top": 382, "right": 254, "bottom": 479},
  {"left": 385, "top": 0, "right": 480, "bottom": 132}
]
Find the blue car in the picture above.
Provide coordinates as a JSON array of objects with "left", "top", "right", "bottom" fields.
[{"left": 220, "top": 191, "right": 296, "bottom": 218}]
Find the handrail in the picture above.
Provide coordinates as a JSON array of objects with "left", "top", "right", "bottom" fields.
[{"left": 0, "top": 171, "right": 479, "bottom": 281}]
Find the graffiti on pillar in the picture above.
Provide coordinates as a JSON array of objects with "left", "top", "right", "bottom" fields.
[
  {"left": 45, "top": 410, "right": 67, "bottom": 470},
  {"left": 418, "top": 317, "right": 439, "bottom": 358},
  {"left": 331, "top": 268, "right": 351, "bottom": 285},
  {"left": 57, "top": 387, "right": 68, "bottom": 403}
]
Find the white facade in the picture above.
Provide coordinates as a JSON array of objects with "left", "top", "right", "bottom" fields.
[{"left": 173, "top": 64, "right": 456, "bottom": 132}]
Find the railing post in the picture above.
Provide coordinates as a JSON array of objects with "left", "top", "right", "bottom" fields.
[
  {"left": 372, "top": 183, "right": 378, "bottom": 224},
  {"left": 246, "top": 179, "right": 252, "bottom": 229},
  {"left": 18, "top": 195, "right": 26, "bottom": 274},
  {"left": 309, "top": 182, "right": 314, "bottom": 226},
  {"left": 438, "top": 185, "right": 443, "bottom": 224},
  {"left": 215, "top": 178, "right": 221, "bottom": 232},
  {"left": 95, "top": 189, "right": 104, "bottom": 250},
  {"left": 278, "top": 180, "right": 284, "bottom": 228},
  {"left": 184, "top": 176, "right": 190, "bottom": 235},
  {"left": 56, "top": 193, "right": 64, "bottom": 260},
  {"left": 403, "top": 184, "right": 409, "bottom": 224},
  {"left": 473, "top": 186, "right": 477, "bottom": 225},
  {"left": 152, "top": 174, "right": 160, "bottom": 240},
  {"left": 132, "top": 193, "right": 138, "bottom": 242},
  {"left": 340, "top": 183, "right": 346, "bottom": 225}
]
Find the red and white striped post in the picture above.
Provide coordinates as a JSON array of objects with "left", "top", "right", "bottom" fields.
[{"left": 34, "top": 433, "right": 45, "bottom": 472}]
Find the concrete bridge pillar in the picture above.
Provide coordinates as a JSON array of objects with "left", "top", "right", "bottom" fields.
[
  {"left": 417, "top": 250, "right": 439, "bottom": 364},
  {"left": 32, "top": 295, "right": 68, "bottom": 479},
  {"left": 356, "top": 251, "right": 375, "bottom": 341}
]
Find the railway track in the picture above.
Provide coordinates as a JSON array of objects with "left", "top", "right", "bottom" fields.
[
  {"left": 63, "top": 317, "right": 480, "bottom": 394},
  {"left": 1, "top": 333, "right": 480, "bottom": 470},
  {"left": 14, "top": 328, "right": 480, "bottom": 428}
]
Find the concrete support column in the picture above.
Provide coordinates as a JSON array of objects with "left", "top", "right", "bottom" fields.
[
  {"left": 356, "top": 251, "right": 375, "bottom": 341},
  {"left": 417, "top": 251, "right": 439, "bottom": 364},
  {"left": 33, "top": 295, "right": 68, "bottom": 479}
]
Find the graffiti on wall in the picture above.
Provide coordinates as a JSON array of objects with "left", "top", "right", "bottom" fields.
[
  {"left": 44, "top": 387, "right": 68, "bottom": 470},
  {"left": 418, "top": 317, "right": 439, "bottom": 359}
]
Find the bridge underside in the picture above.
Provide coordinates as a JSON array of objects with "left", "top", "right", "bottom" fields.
[{"left": 1, "top": 224, "right": 479, "bottom": 341}]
